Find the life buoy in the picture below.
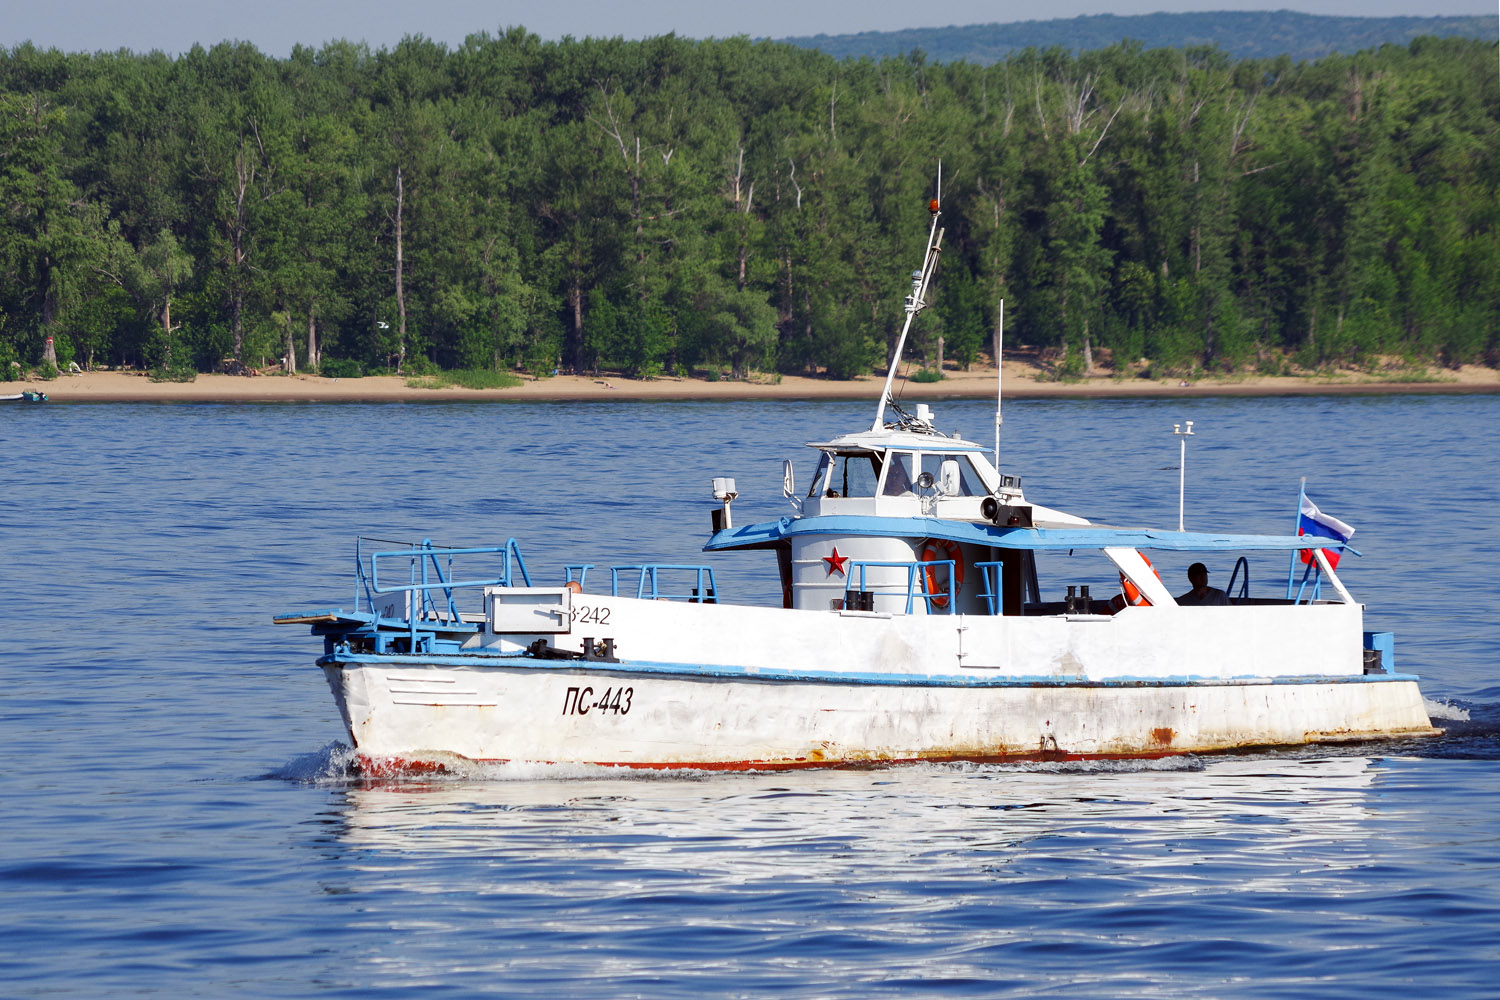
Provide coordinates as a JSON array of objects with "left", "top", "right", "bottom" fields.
[
  {"left": 920, "top": 538, "right": 965, "bottom": 608},
  {"left": 1118, "top": 554, "right": 1161, "bottom": 608}
]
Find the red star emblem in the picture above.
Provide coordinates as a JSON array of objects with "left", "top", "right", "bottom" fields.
[{"left": 823, "top": 547, "right": 849, "bottom": 577}]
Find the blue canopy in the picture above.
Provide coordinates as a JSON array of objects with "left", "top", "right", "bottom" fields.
[{"left": 705, "top": 514, "right": 1351, "bottom": 553}]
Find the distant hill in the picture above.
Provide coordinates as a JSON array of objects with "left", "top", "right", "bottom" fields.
[{"left": 779, "top": 11, "right": 1498, "bottom": 64}]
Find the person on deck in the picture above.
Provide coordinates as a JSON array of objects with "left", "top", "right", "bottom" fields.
[{"left": 1177, "top": 562, "right": 1229, "bottom": 606}]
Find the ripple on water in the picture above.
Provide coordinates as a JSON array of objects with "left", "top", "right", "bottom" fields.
[{"left": 4, "top": 397, "right": 1500, "bottom": 998}]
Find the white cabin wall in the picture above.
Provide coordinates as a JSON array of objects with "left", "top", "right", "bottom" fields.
[
  {"left": 480, "top": 592, "right": 1367, "bottom": 682},
  {"left": 790, "top": 534, "right": 921, "bottom": 612}
]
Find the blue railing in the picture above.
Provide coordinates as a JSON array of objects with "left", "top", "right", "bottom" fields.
[
  {"left": 974, "top": 561, "right": 1006, "bottom": 615},
  {"left": 1289, "top": 557, "right": 1322, "bottom": 603},
  {"left": 343, "top": 540, "right": 731, "bottom": 655},
  {"left": 846, "top": 559, "right": 957, "bottom": 614},
  {"left": 609, "top": 564, "right": 718, "bottom": 602},
  {"left": 355, "top": 537, "right": 531, "bottom": 650},
  {"left": 1284, "top": 540, "right": 1358, "bottom": 602}
]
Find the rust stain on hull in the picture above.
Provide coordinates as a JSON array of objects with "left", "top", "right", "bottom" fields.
[{"left": 349, "top": 728, "right": 1442, "bottom": 777}]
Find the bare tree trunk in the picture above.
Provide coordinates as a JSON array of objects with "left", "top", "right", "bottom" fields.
[
  {"left": 284, "top": 321, "right": 297, "bottom": 375},
  {"left": 38, "top": 194, "right": 61, "bottom": 366},
  {"left": 731, "top": 149, "right": 752, "bottom": 292},
  {"left": 231, "top": 292, "right": 243, "bottom": 362},
  {"left": 230, "top": 143, "right": 253, "bottom": 362},
  {"left": 394, "top": 166, "right": 407, "bottom": 373},
  {"left": 160, "top": 296, "right": 174, "bottom": 368},
  {"left": 568, "top": 279, "right": 583, "bottom": 370},
  {"left": 784, "top": 255, "right": 794, "bottom": 323},
  {"left": 803, "top": 289, "right": 815, "bottom": 376},
  {"left": 936, "top": 335, "right": 945, "bottom": 373},
  {"left": 40, "top": 255, "right": 55, "bottom": 329},
  {"left": 632, "top": 137, "right": 643, "bottom": 249},
  {"left": 307, "top": 311, "right": 319, "bottom": 368},
  {"left": 829, "top": 78, "right": 837, "bottom": 142},
  {"left": 1059, "top": 284, "right": 1070, "bottom": 365},
  {"left": 229, "top": 156, "right": 244, "bottom": 359},
  {"left": 1082, "top": 319, "right": 1094, "bottom": 374}
]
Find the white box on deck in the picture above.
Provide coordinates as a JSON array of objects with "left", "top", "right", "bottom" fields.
[{"left": 488, "top": 587, "right": 573, "bottom": 634}]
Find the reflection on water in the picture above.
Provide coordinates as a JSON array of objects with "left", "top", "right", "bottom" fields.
[
  {"left": 331, "top": 756, "right": 1379, "bottom": 863},
  {"left": 304, "top": 756, "right": 1438, "bottom": 998}
]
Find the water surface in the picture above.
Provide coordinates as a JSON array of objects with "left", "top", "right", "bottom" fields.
[{"left": 2, "top": 394, "right": 1497, "bottom": 998}]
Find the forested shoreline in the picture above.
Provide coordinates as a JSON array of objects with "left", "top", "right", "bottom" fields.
[{"left": 0, "top": 31, "right": 1495, "bottom": 382}]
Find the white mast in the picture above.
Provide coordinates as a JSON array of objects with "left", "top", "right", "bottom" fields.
[
  {"left": 994, "top": 298, "right": 1004, "bottom": 463},
  {"left": 1173, "top": 420, "right": 1195, "bottom": 531},
  {"left": 872, "top": 168, "right": 945, "bottom": 432}
]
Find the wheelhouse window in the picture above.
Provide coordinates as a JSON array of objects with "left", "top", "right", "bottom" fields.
[
  {"left": 881, "top": 452, "right": 918, "bottom": 496},
  {"left": 928, "top": 453, "right": 987, "bottom": 496},
  {"left": 822, "top": 451, "right": 883, "bottom": 498}
]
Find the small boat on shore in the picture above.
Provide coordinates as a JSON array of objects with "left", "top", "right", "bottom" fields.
[
  {"left": 1, "top": 390, "right": 47, "bottom": 403},
  {"left": 276, "top": 194, "right": 1438, "bottom": 772}
]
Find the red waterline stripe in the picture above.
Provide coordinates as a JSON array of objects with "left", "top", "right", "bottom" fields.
[{"left": 353, "top": 748, "right": 1194, "bottom": 776}]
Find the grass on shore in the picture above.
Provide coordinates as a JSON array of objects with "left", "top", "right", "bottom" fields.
[{"left": 406, "top": 369, "right": 524, "bottom": 390}]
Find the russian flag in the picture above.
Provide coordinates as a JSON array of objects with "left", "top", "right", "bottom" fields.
[{"left": 1298, "top": 496, "right": 1355, "bottom": 569}]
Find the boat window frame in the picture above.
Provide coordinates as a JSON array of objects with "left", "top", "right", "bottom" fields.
[
  {"left": 807, "top": 451, "right": 833, "bottom": 498},
  {"left": 880, "top": 451, "right": 919, "bottom": 496},
  {"left": 924, "top": 452, "right": 989, "bottom": 497},
  {"left": 822, "top": 450, "right": 884, "bottom": 499}
]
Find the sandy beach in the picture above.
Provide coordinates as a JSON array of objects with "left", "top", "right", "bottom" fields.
[{"left": 11, "top": 360, "right": 1500, "bottom": 404}]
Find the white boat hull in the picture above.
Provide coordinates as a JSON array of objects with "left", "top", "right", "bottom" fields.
[
  {"left": 322, "top": 592, "right": 1437, "bottom": 768},
  {"left": 325, "top": 662, "right": 1433, "bottom": 769}
]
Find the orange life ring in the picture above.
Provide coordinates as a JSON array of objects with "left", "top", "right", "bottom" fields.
[
  {"left": 1119, "top": 554, "right": 1160, "bottom": 607},
  {"left": 920, "top": 538, "right": 965, "bottom": 608}
]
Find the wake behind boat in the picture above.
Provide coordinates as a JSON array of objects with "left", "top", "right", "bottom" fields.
[{"left": 276, "top": 193, "right": 1437, "bottom": 772}]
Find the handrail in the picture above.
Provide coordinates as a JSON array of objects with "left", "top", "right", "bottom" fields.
[
  {"left": 609, "top": 564, "right": 718, "bottom": 602},
  {"left": 846, "top": 559, "right": 956, "bottom": 614},
  {"left": 355, "top": 535, "right": 414, "bottom": 613},
  {"left": 507, "top": 539, "right": 533, "bottom": 588},
  {"left": 356, "top": 536, "right": 371, "bottom": 613},
  {"left": 371, "top": 542, "right": 525, "bottom": 596},
  {"left": 1291, "top": 557, "right": 1321, "bottom": 604},
  {"left": 356, "top": 539, "right": 531, "bottom": 649},
  {"left": 1226, "top": 556, "right": 1250, "bottom": 604},
  {"left": 973, "top": 560, "right": 1006, "bottom": 615}
]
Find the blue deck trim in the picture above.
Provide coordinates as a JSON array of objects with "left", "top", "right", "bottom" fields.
[
  {"left": 272, "top": 607, "right": 352, "bottom": 621},
  {"left": 320, "top": 650, "right": 1419, "bottom": 688},
  {"left": 705, "top": 514, "right": 1348, "bottom": 553}
]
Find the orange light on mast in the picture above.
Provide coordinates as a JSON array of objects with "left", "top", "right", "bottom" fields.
[{"left": 928, "top": 198, "right": 940, "bottom": 214}]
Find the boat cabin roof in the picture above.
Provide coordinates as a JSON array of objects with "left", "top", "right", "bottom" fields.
[
  {"left": 807, "top": 429, "right": 989, "bottom": 454},
  {"left": 706, "top": 514, "right": 1345, "bottom": 554}
]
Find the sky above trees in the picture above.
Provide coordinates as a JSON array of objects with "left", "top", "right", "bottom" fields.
[{"left": 5, "top": 1, "right": 1496, "bottom": 57}]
